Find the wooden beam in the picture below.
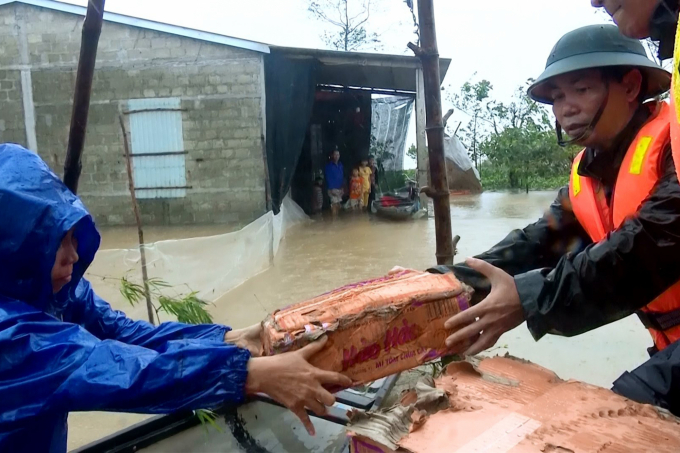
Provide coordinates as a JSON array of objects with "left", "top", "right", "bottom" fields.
[
  {"left": 415, "top": 66, "right": 429, "bottom": 211},
  {"left": 63, "top": 0, "right": 105, "bottom": 194}
]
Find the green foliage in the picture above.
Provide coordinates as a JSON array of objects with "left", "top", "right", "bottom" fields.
[
  {"left": 195, "top": 409, "right": 222, "bottom": 434},
  {"left": 158, "top": 293, "right": 213, "bottom": 325},
  {"left": 480, "top": 166, "right": 568, "bottom": 192},
  {"left": 450, "top": 78, "right": 578, "bottom": 191},
  {"left": 370, "top": 135, "right": 394, "bottom": 169},
  {"left": 119, "top": 276, "right": 170, "bottom": 306},
  {"left": 308, "top": 0, "right": 381, "bottom": 51},
  {"left": 369, "top": 135, "right": 415, "bottom": 192},
  {"left": 370, "top": 135, "right": 393, "bottom": 189},
  {"left": 380, "top": 170, "right": 415, "bottom": 191},
  {"left": 119, "top": 276, "right": 218, "bottom": 432},
  {"left": 406, "top": 143, "right": 417, "bottom": 162},
  {"left": 120, "top": 276, "right": 214, "bottom": 326},
  {"left": 449, "top": 78, "right": 495, "bottom": 171}
]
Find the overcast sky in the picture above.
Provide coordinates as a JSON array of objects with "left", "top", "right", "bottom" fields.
[{"left": 63, "top": 0, "right": 608, "bottom": 167}]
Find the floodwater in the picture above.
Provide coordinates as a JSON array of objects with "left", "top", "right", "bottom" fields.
[{"left": 67, "top": 191, "right": 652, "bottom": 450}]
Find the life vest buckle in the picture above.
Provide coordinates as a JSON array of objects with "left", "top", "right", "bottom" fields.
[{"left": 637, "top": 308, "right": 680, "bottom": 331}]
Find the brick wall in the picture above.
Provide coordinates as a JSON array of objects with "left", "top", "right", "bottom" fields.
[
  {"left": 0, "top": 3, "right": 268, "bottom": 226},
  {"left": 0, "top": 69, "right": 26, "bottom": 144}
]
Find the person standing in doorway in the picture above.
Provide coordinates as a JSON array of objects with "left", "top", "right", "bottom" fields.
[
  {"left": 325, "top": 147, "right": 344, "bottom": 217},
  {"left": 311, "top": 176, "right": 324, "bottom": 216},
  {"left": 358, "top": 158, "right": 372, "bottom": 210},
  {"left": 367, "top": 155, "right": 379, "bottom": 212},
  {"left": 348, "top": 168, "right": 363, "bottom": 211}
]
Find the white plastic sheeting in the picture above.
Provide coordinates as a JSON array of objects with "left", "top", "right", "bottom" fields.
[
  {"left": 444, "top": 134, "right": 480, "bottom": 179},
  {"left": 371, "top": 96, "right": 414, "bottom": 171},
  {"left": 86, "top": 196, "right": 309, "bottom": 319}
]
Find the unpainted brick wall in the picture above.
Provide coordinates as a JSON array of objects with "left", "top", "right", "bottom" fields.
[{"left": 0, "top": 3, "right": 268, "bottom": 226}]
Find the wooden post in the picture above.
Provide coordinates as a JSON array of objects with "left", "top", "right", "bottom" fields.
[
  {"left": 415, "top": 67, "right": 430, "bottom": 211},
  {"left": 119, "top": 115, "right": 156, "bottom": 325},
  {"left": 63, "top": 0, "right": 105, "bottom": 193},
  {"left": 408, "top": 0, "right": 454, "bottom": 265}
]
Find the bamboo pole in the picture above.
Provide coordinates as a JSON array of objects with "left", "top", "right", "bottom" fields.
[
  {"left": 119, "top": 115, "right": 155, "bottom": 325},
  {"left": 63, "top": 0, "right": 105, "bottom": 193},
  {"left": 408, "top": 0, "right": 454, "bottom": 265},
  {"left": 415, "top": 67, "right": 430, "bottom": 211}
]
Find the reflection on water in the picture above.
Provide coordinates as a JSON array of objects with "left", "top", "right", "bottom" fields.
[{"left": 69, "top": 190, "right": 651, "bottom": 450}]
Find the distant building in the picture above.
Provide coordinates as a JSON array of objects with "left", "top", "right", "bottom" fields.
[{"left": 0, "top": 0, "right": 450, "bottom": 225}]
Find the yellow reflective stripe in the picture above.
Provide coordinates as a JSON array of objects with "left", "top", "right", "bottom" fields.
[
  {"left": 572, "top": 160, "right": 581, "bottom": 196},
  {"left": 673, "top": 18, "right": 680, "bottom": 125},
  {"left": 629, "top": 136, "right": 652, "bottom": 175}
]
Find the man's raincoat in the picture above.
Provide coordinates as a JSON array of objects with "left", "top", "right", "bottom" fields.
[{"left": 0, "top": 144, "right": 251, "bottom": 452}]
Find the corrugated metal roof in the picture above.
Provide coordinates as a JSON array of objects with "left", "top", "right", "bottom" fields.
[
  {"left": 1, "top": 0, "right": 453, "bottom": 93},
  {"left": 0, "top": 0, "right": 271, "bottom": 54},
  {"left": 271, "top": 46, "right": 451, "bottom": 93}
]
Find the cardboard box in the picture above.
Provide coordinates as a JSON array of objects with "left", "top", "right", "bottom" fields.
[
  {"left": 347, "top": 356, "right": 680, "bottom": 452},
  {"left": 260, "top": 269, "right": 472, "bottom": 384}
]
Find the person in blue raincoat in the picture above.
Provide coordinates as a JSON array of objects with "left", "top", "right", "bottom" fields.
[{"left": 0, "top": 144, "right": 352, "bottom": 452}]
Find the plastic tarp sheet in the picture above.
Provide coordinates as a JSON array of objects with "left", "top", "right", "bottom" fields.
[
  {"left": 444, "top": 134, "right": 479, "bottom": 179},
  {"left": 265, "top": 50, "right": 318, "bottom": 214},
  {"left": 86, "top": 197, "right": 309, "bottom": 320},
  {"left": 443, "top": 134, "right": 482, "bottom": 193},
  {"left": 371, "top": 96, "right": 414, "bottom": 171}
]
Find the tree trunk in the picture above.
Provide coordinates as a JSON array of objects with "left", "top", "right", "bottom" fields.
[
  {"left": 344, "top": 1, "right": 349, "bottom": 51},
  {"left": 473, "top": 114, "right": 478, "bottom": 171}
]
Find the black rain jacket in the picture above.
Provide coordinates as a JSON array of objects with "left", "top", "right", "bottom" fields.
[{"left": 431, "top": 105, "right": 680, "bottom": 415}]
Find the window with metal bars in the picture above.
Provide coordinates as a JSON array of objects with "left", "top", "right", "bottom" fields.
[{"left": 127, "top": 98, "right": 188, "bottom": 199}]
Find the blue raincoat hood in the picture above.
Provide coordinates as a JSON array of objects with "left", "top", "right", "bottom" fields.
[
  {"left": 0, "top": 144, "right": 253, "bottom": 453},
  {"left": 0, "top": 143, "right": 100, "bottom": 313}
]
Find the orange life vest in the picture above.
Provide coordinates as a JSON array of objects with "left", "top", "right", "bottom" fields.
[{"left": 570, "top": 102, "right": 680, "bottom": 351}]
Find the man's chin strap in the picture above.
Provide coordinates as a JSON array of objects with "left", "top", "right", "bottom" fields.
[{"left": 556, "top": 84, "right": 610, "bottom": 148}]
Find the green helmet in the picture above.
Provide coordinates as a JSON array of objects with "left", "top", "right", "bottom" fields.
[{"left": 528, "top": 24, "right": 671, "bottom": 104}]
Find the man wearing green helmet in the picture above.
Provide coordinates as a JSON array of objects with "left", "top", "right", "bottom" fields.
[{"left": 434, "top": 24, "right": 680, "bottom": 413}]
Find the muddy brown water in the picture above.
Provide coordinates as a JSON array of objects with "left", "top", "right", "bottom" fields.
[{"left": 67, "top": 191, "right": 652, "bottom": 450}]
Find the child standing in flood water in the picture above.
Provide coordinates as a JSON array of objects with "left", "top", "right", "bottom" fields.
[
  {"left": 359, "top": 159, "right": 372, "bottom": 210},
  {"left": 311, "top": 176, "right": 324, "bottom": 215},
  {"left": 348, "top": 168, "right": 363, "bottom": 211}
]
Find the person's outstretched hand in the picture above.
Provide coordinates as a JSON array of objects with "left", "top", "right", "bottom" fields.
[
  {"left": 444, "top": 258, "right": 525, "bottom": 356},
  {"left": 225, "top": 323, "right": 263, "bottom": 357},
  {"left": 245, "top": 336, "right": 352, "bottom": 436}
]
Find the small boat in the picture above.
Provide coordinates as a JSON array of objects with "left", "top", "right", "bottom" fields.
[
  {"left": 74, "top": 376, "right": 399, "bottom": 453},
  {"left": 372, "top": 182, "right": 422, "bottom": 220}
]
